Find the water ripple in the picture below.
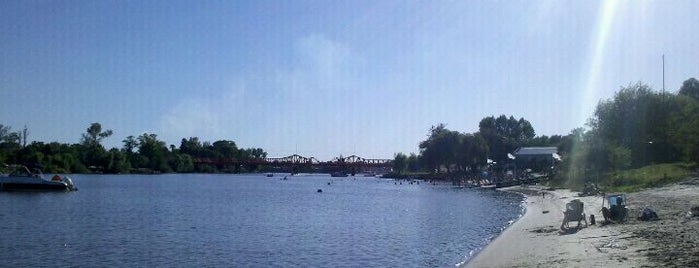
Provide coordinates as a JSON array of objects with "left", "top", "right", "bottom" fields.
[{"left": 0, "top": 174, "right": 522, "bottom": 267}]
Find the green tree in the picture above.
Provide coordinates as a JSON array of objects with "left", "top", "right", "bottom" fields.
[
  {"left": 608, "top": 145, "right": 632, "bottom": 171},
  {"left": 16, "top": 142, "right": 44, "bottom": 169},
  {"left": 106, "top": 148, "right": 131, "bottom": 173},
  {"left": 679, "top": 77, "right": 699, "bottom": 101},
  {"left": 393, "top": 153, "right": 408, "bottom": 174},
  {"left": 238, "top": 147, "right": 267, "bottom": 172},
  {"left": 169, "top": 153, "right": 194, "bottom": 173},
  {"left": 0, "top": 124, "right": 20, "bottom": 144},
  {"left": 668, "top": 94, "right": 699, "bottom": 164},
  {"left": 180, "top": 137, "right": 203, "bottom": 157},
  {"left": 212, "top": 140, "right": 238, "bottom": 159},
  {"left": 121, "top": 135, "right": 140, "bottom": 169},
  {"left": 458, "top": 133, "right": 489, "bottom": 172},
  {"left": 479, "top": 115, "right": 535, "bottom": 163},
  {"left": 245, "top": 148, "right": 267, "bottom": 159},
  {"left": 589, "top": 83, "right": 679, "bottom": 167},
  {"left": 137, "top": 133, "right": 172, "bottom": 172},
  {"left": 81, "top": 123, "right": 113, "bottom": 147},
  {"left": 419, "top": 124, "right": 461, "bottom": 173},
  {"left": 79, "top": 123, "right": 113, "bottom": 170},
  {"left": 407, "top": 153, "right": 419, "bottom": 172},
  {"left": 122, "top": 135, "right": 138, "bottom": 154},
  {"left": 0, "top": 124, "right": 21, "bottom": 164}
]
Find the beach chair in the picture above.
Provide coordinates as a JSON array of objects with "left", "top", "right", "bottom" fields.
[
  {"left": 601, "top": 194, "right": 628, "bottom": 223},
  {"left": 561, "top": 199, "right": 587, "bottom": 230}
]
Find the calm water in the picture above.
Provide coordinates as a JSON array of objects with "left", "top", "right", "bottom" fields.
[{"left": 0, "top": 174, "right": 523, "bottom": 267}]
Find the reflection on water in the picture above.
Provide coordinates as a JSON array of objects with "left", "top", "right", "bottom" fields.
[{"left": 0, "top": 174, "right": 523, "bottom": 267}]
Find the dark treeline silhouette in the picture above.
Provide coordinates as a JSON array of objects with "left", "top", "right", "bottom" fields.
[
  {"left": 394, "top": 78, "right": 699, "bottom": 188},
  {"left": 0, "top": 123, "right": 266, "bottom": 174}
]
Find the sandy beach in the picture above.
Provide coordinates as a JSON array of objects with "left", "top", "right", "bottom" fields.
[{"left": 465, "top": 177, "right": 699, "bottom": 268}]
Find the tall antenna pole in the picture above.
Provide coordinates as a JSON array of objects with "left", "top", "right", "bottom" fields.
[{"left": 662, "top": 54, "right": 665, "bottom": 95}]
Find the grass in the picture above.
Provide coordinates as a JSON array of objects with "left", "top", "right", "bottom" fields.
[{"left": 602, "top": 162, "right": 697, "bottom": 192}]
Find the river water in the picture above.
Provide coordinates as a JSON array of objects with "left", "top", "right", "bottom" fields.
[{"left": 0, "top": 174, "right": 523, "bottom": 267}]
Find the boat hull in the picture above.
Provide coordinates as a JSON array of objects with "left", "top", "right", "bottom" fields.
[
  {"left": 0, "top": 182, "right": 71, "bottom": 191},
  {"left": 0, "top": 165, "right": 77, "bottom": 192}
]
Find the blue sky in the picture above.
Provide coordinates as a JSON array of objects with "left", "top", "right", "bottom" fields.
[{"left": 1, "top": 1, "right": 698, "bottom": 160}]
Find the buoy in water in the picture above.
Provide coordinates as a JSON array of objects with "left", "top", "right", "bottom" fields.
[{"left": 317, "top": 189, "right": 323, "bottom": 193}]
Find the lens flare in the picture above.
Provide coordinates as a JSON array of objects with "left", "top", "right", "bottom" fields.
[{"left": 568, "top": 1, "right": 620, "bottom": 185}]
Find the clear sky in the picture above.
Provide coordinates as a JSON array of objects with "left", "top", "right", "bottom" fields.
[{"left": 1, "top": 1, "right": 698, "bottom": 160}]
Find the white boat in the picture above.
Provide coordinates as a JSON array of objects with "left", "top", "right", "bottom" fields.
[{"left": 0, "top": 165, "right": 77, "bottom": 191}]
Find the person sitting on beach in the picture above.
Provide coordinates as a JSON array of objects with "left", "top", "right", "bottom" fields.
[
  {"left": 611, "top": 196, "right": 623, "bottom": 216},
  {"left": 561, "top": 199, "right": 586, "bottom": 230},
  {"left": 602, "top": 196, "right": 627, "bottom": 223}
]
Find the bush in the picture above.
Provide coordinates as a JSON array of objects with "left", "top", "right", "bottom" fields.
[{"left": 603, "top": 163, "right": 695, "bottom": 192}]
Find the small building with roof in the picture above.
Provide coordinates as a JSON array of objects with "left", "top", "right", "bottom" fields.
[{"left": 512, "top": 147, "right": 560, "bottom": 173}]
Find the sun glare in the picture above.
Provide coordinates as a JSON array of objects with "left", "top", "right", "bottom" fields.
[{"left": 569, "top": 0, "right": 620, "bottom": 184}]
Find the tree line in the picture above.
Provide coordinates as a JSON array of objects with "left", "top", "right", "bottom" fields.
[
  {"left": 0, "top": 123, "right": 267, "bottom": 174},
  {"left": 394, "top": 77, "right": 699, "bottom": 186},
  {"left": 392, "top": 115, "right": 574, "bottom": 175},
  {"left": 561, "top": 78, "right": 699, "bottom": 186}
]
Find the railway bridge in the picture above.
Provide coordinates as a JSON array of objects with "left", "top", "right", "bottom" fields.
[{"left": 192, "top": 154, "right": 393, "bottom": 174}]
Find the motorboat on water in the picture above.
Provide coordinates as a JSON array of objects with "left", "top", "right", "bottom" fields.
[{"left": 0, "top": 165, "right": 77, "bottom": 191}]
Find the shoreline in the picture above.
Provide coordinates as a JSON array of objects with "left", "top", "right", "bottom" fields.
[{"left": 464, "top": 185, "right": 650, "bottom": 268}]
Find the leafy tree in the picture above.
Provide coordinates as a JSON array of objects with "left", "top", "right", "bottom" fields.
[
  {"left": 419, "top": 124, "right": 461, "bottom": 172},
  {"left": 180, "top": 137, "right": 203, "bottom": 157},
  {"left": 558, "top": 128, "right": 584, "bottom": 155},
  {"left": 169, "top": 153, "right": 194, "bottom": 173},
  {"left": 238, "top": 147, "right": 267, "bottom": 172},
  {"left": 106, "top": 148, "right": 130, "bottom": 173},
  {"left": 122, "top": 135, "right": 138, "bottom": 154},
  {"left": 458, "top": 133, "right": 489, "bottom": 172},
  {"left": 137, "top": 133, "right": 171, "bottom": 172},
  {"left": 243, "top": 148, "right": 267, "bottom": 159},
  {"left": 0, "top": 124, "right": 21, "bottom": 164},
  {"left": 212, "top": 140, "right": 238, "bottom": 159},
  {"left": 79, "top": 123, "right": 113, "bottom": 169},
  {"left": 393, "top": 153, "right": 408, "bottom": 174},
  {"left": 81, "top": 123, "right": 113, "bottom": 147},
  {"left": 479, "top": 115, "right": 535, "bottom": 162},
  {"left": 608, "top": 145, "right": 632, "bottom": 171},
  {"left": 668, "top": 94, "right": 699, "bottom": 164},
  {"left": 679, "top": 77, "right": 699, "bottom": 101},
  {"left": 407, "top": 153, "right": 419, "bottom": 172},
  {"left": 589, "top": 83, "right": 680, "bottom": 167},
  {"left": 0, "top": 124, "right": 19, "bottom": 144}
]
